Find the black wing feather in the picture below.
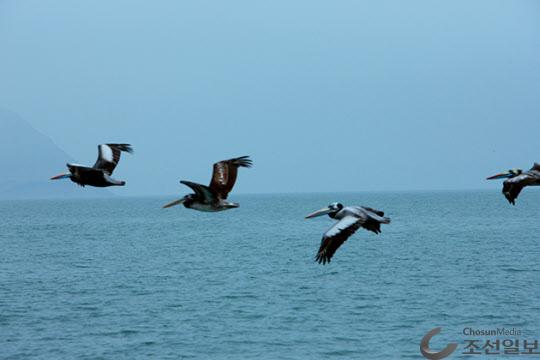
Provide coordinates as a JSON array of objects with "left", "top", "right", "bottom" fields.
[
  {"left": 315, "top": 218, "right": 363, "bottom": 265},
  {"left": 502, "top": 179, "right": 524, "bottom": 205},
  {"left": 181, "top": 180, "right": 219, "bottom": 203},
  {"left": 93, "top": 144, "right": 133, "bottom": 175}
]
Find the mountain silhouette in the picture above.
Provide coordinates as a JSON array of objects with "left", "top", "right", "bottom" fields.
[{"left": 0, "top": 109, "right": 112, "bottom": 199}]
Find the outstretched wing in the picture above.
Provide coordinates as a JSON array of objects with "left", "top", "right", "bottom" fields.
[
  {"left": 360, "top": 206, "right": 385, "bottom": 217},
  {"left": 315, "top": 216, "right": 363, "bottom": 265},
  {"left": 502, "top": 175, "right": 528, "bottom": 205},
  {"left": 66, "top": 164, "right": 103, "bottom": 187},
  {"left": 209, "top": 156, "right": 252, "bottom": 199},
  {"left": 93, "top": 144, "right": 133, "bottom": 175},
  {"left": 181, "top": 181, "right": 219, "bottom": 203},
  {"left": 359, "top": 207, "right": 391, "bottom": 234}
]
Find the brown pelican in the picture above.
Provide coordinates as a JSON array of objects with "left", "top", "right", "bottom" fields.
[
  {"left": 305, "top": 202, "right": 390, "bottom": 264},
  {"left": 487, "top": 163, "right": 540, "bottom": 205},
  {"left": 50, "top": 144, "right": 133, "bottom": 187},
  {"left": 163, "top": 156, "right": 252, "bottom": 212}
]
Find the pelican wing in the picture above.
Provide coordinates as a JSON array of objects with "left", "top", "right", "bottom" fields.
[
  {"left": 502, "top": 174, "right": 529, "bottom": 205},
  {"left": 315, "top": 216, "right": 363, "bottom": 265},
  {"left": 209, "top": 156, "right": 252, "bottom": 199},
  {"left": 181, "top": 181, "right": 219, "bottom": 203},
  {"left": 359, "top": 207, "right": 391, "bottom": 234},
  {"left": 67, "top": 164, "right": 104, "bottom": 187},
  {"left": 530, "top": 163, "right": 540, "bottom": 172},
  {"left": 93, "top": 144, "right": 133, "bottom": 175},
  {"left": 359, "top": 207, "right": 384, "bottom": 216}
]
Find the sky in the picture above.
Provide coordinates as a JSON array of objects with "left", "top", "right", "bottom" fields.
[{"left": 1, "top": 0, "right": 539, "bottom": 196}]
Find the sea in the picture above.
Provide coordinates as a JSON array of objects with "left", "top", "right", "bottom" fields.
[{"left": 1, "top": 191, "right": 539, "bottom": 359}]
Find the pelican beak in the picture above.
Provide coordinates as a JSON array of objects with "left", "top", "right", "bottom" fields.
[
  {"left": 162, "top": 198, "right": 185, "bottom": 209},
  {"left": 486, "top": 171, "right": 512, "bottom": 180},
  {"left": 305, "top": 207, "right": 332, "bottom": 219},
  {"left": 50, "top": 173, "right": 70, "bottom": 180}
]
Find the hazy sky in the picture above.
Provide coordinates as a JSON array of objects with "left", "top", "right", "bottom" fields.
[{"left": 1, "top": 0, "right": 539, "bottom": 196}]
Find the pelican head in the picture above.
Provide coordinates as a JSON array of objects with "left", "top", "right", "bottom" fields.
[
  {"left": 486, "top": 168, "right": 522, "bottom": 180},
  {"left": 305, "top": 202, "right": 343, "bottom": 219}
]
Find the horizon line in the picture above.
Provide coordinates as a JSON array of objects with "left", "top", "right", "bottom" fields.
[{"left": 0, "top": 187, "right": 504, "bottom": 202}]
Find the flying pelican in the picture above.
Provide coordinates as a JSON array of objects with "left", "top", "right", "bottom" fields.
[
  {"left": 487, "top": 163, "right": 540, "bottom": 205},
  {"left": 305, "top": 202, "right": 390, "bottom": 264},
  {"left": 163, "top": 156, "right": 252, "bottom": 211},
  {"left": 50, "top": 144, "right": 133, "bottom": 187}
]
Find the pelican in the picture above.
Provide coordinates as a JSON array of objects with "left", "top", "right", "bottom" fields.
[
  {"left": 163, "top": 156, "right": 252, "bottom": 212},
  {"left": 50, "top": 144, "right": 133, "bottom": 187},
  {"left": 487, "top": 163, "right": 540, "bottom": 205},
  {"left": 305, "top": 202, "right": 390, "bottom": 264}
]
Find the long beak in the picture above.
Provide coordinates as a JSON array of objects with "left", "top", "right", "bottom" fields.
[
  {"left": 305, "top": 207, "right": 332, "bottom": 219},
  {"left": 486, "top": 172, "right": 511, "bottom": 180},
  {"left": 50, "top": 173, "right": 70, "bottom": 180},
  {"left": 162, "top": 198, "right": 185, "bottom": 209}
]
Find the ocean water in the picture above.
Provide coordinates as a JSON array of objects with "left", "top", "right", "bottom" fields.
[{"left": 1, "top": 191, "right": 539, "bottom": 359}]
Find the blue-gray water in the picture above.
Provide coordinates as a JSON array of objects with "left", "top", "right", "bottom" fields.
[{"left": 1, "top": 191, "right": 539, "bottom": 359}]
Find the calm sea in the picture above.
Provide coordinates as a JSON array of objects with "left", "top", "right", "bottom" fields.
[{"left": 1, "top": 191, "right": 539, "bottom": 359}]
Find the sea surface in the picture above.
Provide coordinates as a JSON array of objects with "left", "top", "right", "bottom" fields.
[{"left": 1, "top": 191, "right": 539, "bottom": 359}]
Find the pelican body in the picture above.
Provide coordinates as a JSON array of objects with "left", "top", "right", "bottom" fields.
[
  {"left": 163, "top": 156, "right": 252, "bottom": 212},
  {"left": 51, "top": 144, "right": 133, "bottom": 187},
  {"left": 305, "top": 202, "right": 390, "bottom": 264},
  {"left": 487, "top": 163, "right": 540, "bottom": 205}
]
